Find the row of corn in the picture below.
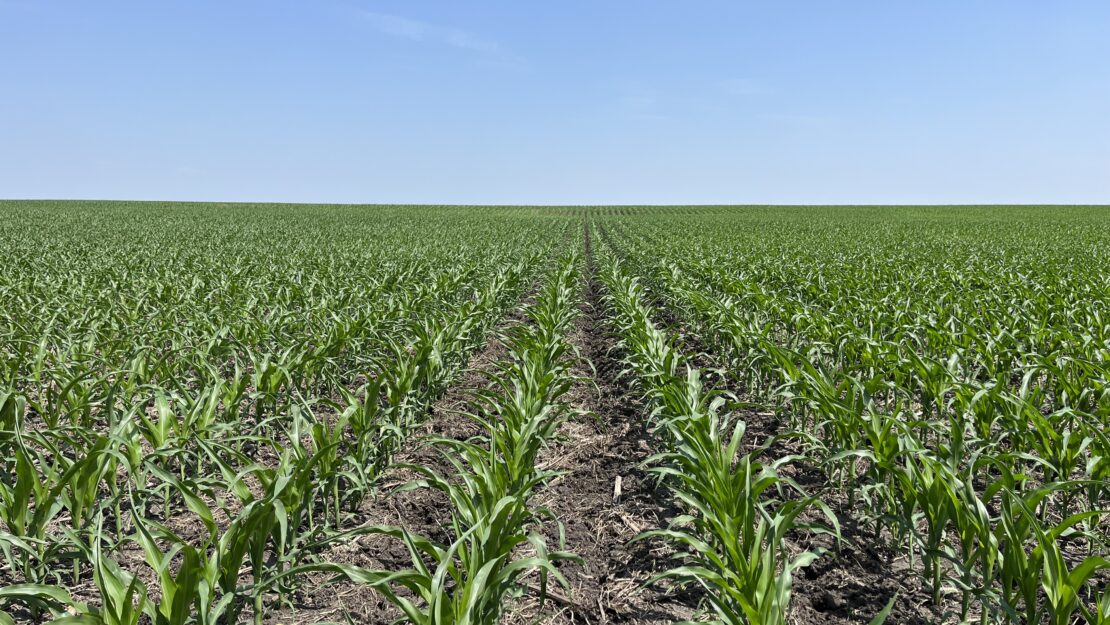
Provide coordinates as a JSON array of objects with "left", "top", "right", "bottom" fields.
[{"left": 592, "top": 230, "right": 839, "bottom": 625}]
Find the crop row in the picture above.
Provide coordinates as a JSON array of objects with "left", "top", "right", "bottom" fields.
[{"left": 593, "top": 228, "right": 839, "bottom": 625}]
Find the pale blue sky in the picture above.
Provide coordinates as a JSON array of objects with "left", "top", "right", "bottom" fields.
[{"left": 2, "top": 1, "right": 1109, "bottom": 204}]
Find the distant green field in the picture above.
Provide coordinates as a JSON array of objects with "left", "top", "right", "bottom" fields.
[{"left": 1, "top": 201, "right": 1107, "bottom": 624}]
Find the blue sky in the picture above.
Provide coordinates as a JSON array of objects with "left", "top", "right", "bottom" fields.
[{"left": 2, "top": 1, "right": 1109, "bottom": 204}]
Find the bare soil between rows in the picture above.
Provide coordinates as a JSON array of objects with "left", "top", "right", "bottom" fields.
[{"left": 507, "top": 228, "right": 695, "bottom": 624}]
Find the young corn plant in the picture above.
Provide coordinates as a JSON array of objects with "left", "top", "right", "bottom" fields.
[
  {"left": 1011, "top": 493, "right": 1110, "bottom": 625},
  {"left": 0, "top": 429, "right": 71, "bottom": 585},
  {"left": 292, "top": 495, "right": 575, "bottom": 625},
  {"left": 59, "top": 516, "right": 147, "bottom": 625},
  {"left": 123, "top": 487, "right": 288, "bottom": 625},
  {"left": 641, "top": 405, "right": 833, "bottom": 625},
  {"left": 906, "top": 453, "right": 958, "bottom": 606}
]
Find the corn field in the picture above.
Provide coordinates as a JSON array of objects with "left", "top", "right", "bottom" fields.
[{"left": 0, "top": 202, "right": 1106, "bottom": 625}]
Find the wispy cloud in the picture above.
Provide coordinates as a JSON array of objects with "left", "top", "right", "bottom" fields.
[{"left": 358, "top": 11, "right": 525, "bottom": 68}]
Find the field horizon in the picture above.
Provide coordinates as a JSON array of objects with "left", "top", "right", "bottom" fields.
[{"left": 5, "top": 199, "right": 1110, "bottom": 208}]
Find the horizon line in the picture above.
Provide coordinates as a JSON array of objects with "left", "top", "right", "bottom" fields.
[{"left": 3, "top": 198, "right": 1110, "bottom": 208}]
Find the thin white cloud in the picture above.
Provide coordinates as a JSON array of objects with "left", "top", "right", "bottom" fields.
[{"left": 359, "top": 10, "right": 524, "bottom": 67}]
